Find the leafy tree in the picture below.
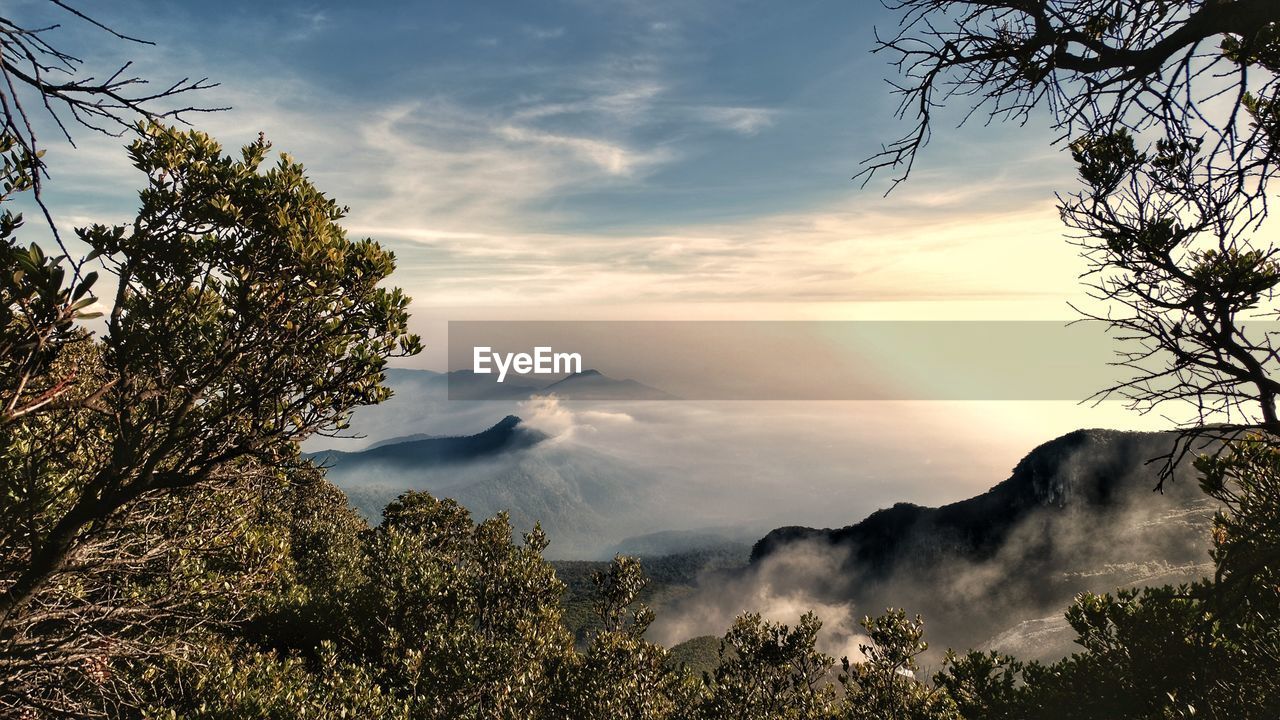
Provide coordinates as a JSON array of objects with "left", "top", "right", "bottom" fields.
[
  {"left": 868, "top": 1, "right": 1280, "bottom": 481},
  {"left": 0, "top": 123, "right": 419, "bottom": 717},
  {"left": 698, "top": 611, "right": 838, "bottom": 720},
  {"left": 349, "top": 492, "right": 569, "bottom": 719},
  {"left": 1059, "top": 128, "right": 1280, "bottom": 480},
  {"left": 839, "top": 610, "right": 955, "bottom": 720},
  {"left": 934, "top": 435, "right": 1280, "bottom": 719},
  {"left": 1195, "top": 437, "right": 1280, "bottom": 693},
  {"left": 550, "top": 556, "right": 699, "bottom": 720},
  {"left": 141, "top": 640, "right": 407, "bottom": 720},
  {"left": 236, "top": 465, "right": 371, "bottom": 658},
  {"left": 933, "top": 650, "right": 1022, "bottom": 720},
  {"left": 0, "top": 133, "right": 98, "bottom": 425},
  {"left": 862, "top": 7, "right": 1280, "bottom": 701}
]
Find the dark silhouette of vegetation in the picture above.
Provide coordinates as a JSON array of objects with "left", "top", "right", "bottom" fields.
[
  {"left": 866, "top": 0, "right": 1280, "bottom": 486},
  {"left": 862, "top": 0, "right": 1280, "bottom": 199},
  {"left": 0, "top": 2, "right": 220, "bottom": 262}
]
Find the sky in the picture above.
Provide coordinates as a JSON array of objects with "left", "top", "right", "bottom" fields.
[
  {"left": 6, "top": 0, "right": 1206, "bottom": 534},
  {"left": 8, "top": 0, "right": 1180, "bottom": 441},
  {"left": 13, "top": 0, "right": 1090, "bottom": 329}
]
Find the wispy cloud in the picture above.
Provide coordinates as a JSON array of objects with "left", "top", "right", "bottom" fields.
[
  {"left": 495, "top": 123, "right": 671, "bottom": 176},
  {"left": 21, "top": 0, "right": 1083, "bottom": 320},
  {"left": 697, "top": 106, "right": 779, "bottom": 136},
  {"left": 350, "top": 193, "right": 1081, "bottom": 311}
]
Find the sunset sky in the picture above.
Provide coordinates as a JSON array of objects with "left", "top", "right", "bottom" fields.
[
  {"left": 17, "top": 0, "right": 1090, "bottom": 332},
  {"left": 8, "top": 0, "right": 1206, "bottom": 531}
]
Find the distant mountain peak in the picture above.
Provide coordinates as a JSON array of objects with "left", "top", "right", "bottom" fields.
[
  {"left": 307, "top": 414, "right": 544, "bottom": 472},
  {"left": 494, "top": 414, "right": 522, "bottom": 430},
  {"left": 539, "top": 369, "right": 674, "bottom": 400}
]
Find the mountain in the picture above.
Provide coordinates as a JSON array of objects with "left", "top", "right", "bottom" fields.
[
  {"left": 308, "top": 368, "right": 675, "bottom": 453},
  {"left": 381, "top": 367, "right": 545, "bottom": 400},
  {"left": 315, "top": 415, "right": 653, "bottom": 558},
  {"left": 309, "top": 415, "right": 544, "bottom": 476},
  {"left": 752, "top": 429, "right": 1209, "bottom": 569},
  {"left": 363, "top": 432, "right": 442, "bottom": 450},
  {"left": 442, "top": 370, "right": 543, "bottom": 400},
  {"left": 443, "top": 446, "right": 649, "bottom": 557},
  {"left": 539, "top": 369, "right": 675, "bottom": 400},
  {"left": 609, "top": 528, "right": 759, "bottom": 557},
  {"left": 733, "top": 429, "right": 1219, "bottom": 664}
]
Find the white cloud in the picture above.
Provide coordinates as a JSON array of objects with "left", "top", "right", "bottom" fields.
[
  {"left": 697, "top": 106, "right": 779, "bottom": 136},
  {"left": 517, "top": 394, "right": 636, "bottom": 444},
  {"left": 495, "top": 124, "right": 670, "bottom": 176},
  {"left": 22, "top": 8, "right": 1084, "bottom": 321},
  {"left": 349, "top": 193, "right": 1082, "bottom": 312}
]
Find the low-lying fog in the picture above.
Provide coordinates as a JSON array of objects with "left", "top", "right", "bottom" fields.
[
  {"left": 309, "top": 372, "right": 1215, "bottom": 664},
  {"left": 308, "top": 370, "right": 1166, "bottom": 558}
]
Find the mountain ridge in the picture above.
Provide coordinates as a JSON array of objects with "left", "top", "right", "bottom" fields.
[
  {"left": 750, "top": 428, "right": 1207, "bottom": 570},
  {"left": 703, "top": 427, "right": 1221, "bottom": 664},
  {"left": 308, "top": 415, "right": 545, "bottom": 471}
]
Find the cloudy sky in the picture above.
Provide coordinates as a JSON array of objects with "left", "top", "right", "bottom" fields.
[
  {"left": 15, "top": 0, "right": 1092, "bottom": 335},
  {"left": 9, "top": 0, "right": 1204, "bottom": 530}
]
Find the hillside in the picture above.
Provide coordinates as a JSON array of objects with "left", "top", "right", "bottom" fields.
[
  {"left": 310, "top": 368, "right": 674, "bottom": 453},
  {"left": 309, "top": 415, "right": 546, "bottom": 480},
  {"left": 679, "top": 429, "right": 1220, "bottom": 664},
  {"left": 752, "top": 429, "right": 1209, "bottom": 569},
  {"left": 317, "top": 415, "right": 656, "bottom": 557}
]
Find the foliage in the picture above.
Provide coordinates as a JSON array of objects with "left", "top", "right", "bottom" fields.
[
  {"left": 141, "top": 640, "right": 406, "bottom": 720},
  {"left": 698, "top": 611, "right": 837, "bottom": 720},
  {"left": 0, "top": 124, "right": 418, "bottom": 717},
  {"left": 841, "top": 610, "right": 953, "bottom": 720},
  {"left": 349, "top": 492, "right": 569, "bottom": 719},
  {"left": 934, "top": 436, "right": 1280, "bottom": 719},
  {"left": 0, "top": 133, "right": 98, "bottom": 425},
  {"left": 550, "top": 556, "right": 699, "bottom": 720},
  {"left": 870, "top": 0, "right": 1280, "bottom": 484},
  {"left": 1058, "top": 127, "right": 1280, "bottom": 481}
]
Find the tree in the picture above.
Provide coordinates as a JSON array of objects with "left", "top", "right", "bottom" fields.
[
  {"left": 349, "top": 492, "right": 570, "bottom": 719},
  {"left": 1058, "top": 128, "right": 1280, "bottom": 480},
  {"left": 863, "top": 0, "right": 1280, "bottom": 198},
  {"left": 864, "top": 6, "right": 1280, "bottom": 715},
  {"left": 839, "top": 610, "right": 955, "bottom": 720},
  {"left": 0, "top": 132, "right": 99, "bottom": 426},
  {"left": 551, "top": 556, "right": 699, "bottom": 720},
  {"left": 868, "top": 0, "right": 1280, "bottom": 484},
  {"left": 0, "top": 123, "right": 419, "bottom": 716},
  {"left": 0, "top": 2, "right": 217, "bottom": 232},
  {"left": 935, "top": 438, "right": 1280, "bottom": 718},
  {"left": 698, "top": 612, "right": 838, "bottom": 720}
]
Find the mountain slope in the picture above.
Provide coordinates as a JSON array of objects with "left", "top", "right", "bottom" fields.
[
  {"left": 310, "top": 415, "right": 544, "bottom": 476},
  {"left": 752, "top": 429, "right": 1209, "bottom": 571},
  {"left": 309, "top": 368, "right": 673, "bottom": 452},
  {"left": 720, "top": 429, "right": 1219, "bottom": 664},
  {"left": 314, "top": 415, "right": 652, "bottom": 558}
]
